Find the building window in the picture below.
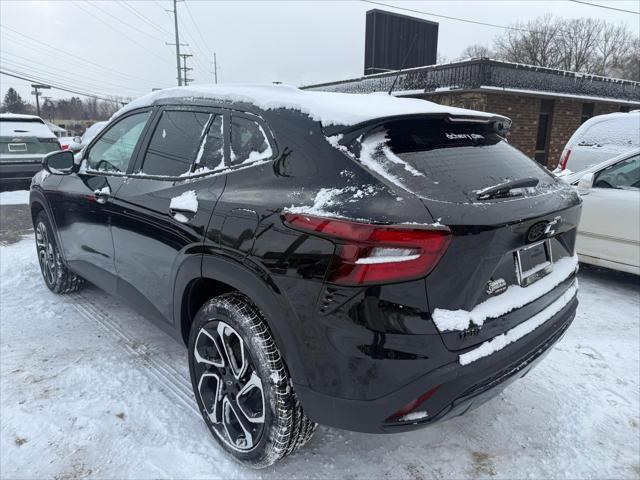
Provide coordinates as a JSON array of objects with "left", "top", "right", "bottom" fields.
[
  {"left": 534, "top": 99, "right": 554, "bottom": 165},
  {"left": 581, "top": 103, "right": 594, "bottom": 124},
  {"left": 620, "top": 105, "right": 630, "bottom": 112}
]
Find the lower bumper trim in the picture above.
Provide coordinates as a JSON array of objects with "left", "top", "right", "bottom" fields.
[{"left": 459, "top": 282, "right": 577, "bottom": 366}]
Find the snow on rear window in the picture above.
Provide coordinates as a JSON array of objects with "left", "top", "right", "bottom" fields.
[
  {"left": 579, "top": 115, "right": 640, "bottom": 149},
  {"left": 350, "top": 118, "right": 556, "bottom": 204},
  {"left": 0, "top": 120, "right": 55, "bottom": 138}
]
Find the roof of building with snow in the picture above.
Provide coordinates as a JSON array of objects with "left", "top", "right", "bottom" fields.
[
  {"left": 114, "top": 84, "right": 507, "bottom": 127},
  {"left": 302, "top": 58, "right": 640, "bottom": 105}
]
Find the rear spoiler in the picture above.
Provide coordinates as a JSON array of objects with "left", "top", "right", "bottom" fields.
[{"left": 324, "top": 113, "right": 511, "bottom": 140}]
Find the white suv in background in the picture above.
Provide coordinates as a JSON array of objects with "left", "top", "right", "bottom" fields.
[{"left": 558, "top": 111, "right": 640, "bottom": 174}]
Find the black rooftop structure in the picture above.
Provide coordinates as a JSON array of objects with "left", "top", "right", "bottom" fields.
[{"left": 303, "top": 58, "right": 640, "bottom": 105}]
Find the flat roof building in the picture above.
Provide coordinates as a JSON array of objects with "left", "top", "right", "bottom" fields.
[{"left": 303, "top": 58, "right": 640, "bottom": 168}]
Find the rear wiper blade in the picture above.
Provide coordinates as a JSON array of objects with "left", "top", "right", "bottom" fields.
[{"left": 474, "top": 177, "right": 539, "bottom": 200}]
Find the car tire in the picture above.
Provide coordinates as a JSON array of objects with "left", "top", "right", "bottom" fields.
[
  {"left": 188, "top": 292, "right": 316, "bottom": 468},
  {"left": 34, "top": 211, "right": 85, "bottom": 294}
]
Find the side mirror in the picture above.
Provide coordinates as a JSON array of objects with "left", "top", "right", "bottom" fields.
[
  {"left": 576, "top": 172, "right": 594, "bottom": 195},
  {"left": 43, "top": 150, "right": 77, "bottom": 175}
]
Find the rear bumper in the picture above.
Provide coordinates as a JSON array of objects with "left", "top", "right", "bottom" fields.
[
  {"left": 0, "top": 162, "right": 42, "bottom": 183},
  {"left": 295, "top": 292, "right": 577, "bottom": 433}
]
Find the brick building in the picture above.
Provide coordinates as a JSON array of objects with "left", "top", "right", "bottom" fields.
[{"left": 303, "top": 59, "right": 640, "bottom": 168}]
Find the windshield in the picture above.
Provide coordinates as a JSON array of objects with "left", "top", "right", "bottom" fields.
[{"left": 356, "top": 118, "right": 555, "bottom": 204}]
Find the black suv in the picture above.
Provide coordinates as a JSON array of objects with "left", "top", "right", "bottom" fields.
[{"left": 30, "top": 86, "right": 581, "bottom": 468}]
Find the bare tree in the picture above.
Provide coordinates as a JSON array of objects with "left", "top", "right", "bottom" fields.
[
  {"left": 492, "top": 15, "right": 639, "bottom": 79},
  {"left": 494, "top": 14, "right": 562, "bottom": 68},
  {"left": 556, "top": 18, "right": 602, "bottom": 72},
  {"left": 459, "top": 44, "right": 493, "bottom": 59},
  {"left": 609, "top": 37, "right": 640, "bottom": 80},
  {"left": 596, "top": 24, "right": 635, "bottom": 77}
]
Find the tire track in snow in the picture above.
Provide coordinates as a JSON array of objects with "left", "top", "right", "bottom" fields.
[{"left": 68, "top": 293, "right": 200, "bottom": 417}]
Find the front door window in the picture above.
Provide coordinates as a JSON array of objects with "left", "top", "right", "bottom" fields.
[{"left": 86, "top": 111, "right": 151, "bottom": 173}]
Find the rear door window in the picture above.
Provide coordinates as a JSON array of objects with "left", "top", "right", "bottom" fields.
[
  {"left": 140, "top": 110, "right": 210, "bottom": 177},
  {"left": 355, "top": 118, "right": 554, "bottom": 204},
  {"left": 229, "top": 115, "right": 272, "bottom": 167},
  {"left": 194, "top": 114, "right": 225, "bottom": 172}
]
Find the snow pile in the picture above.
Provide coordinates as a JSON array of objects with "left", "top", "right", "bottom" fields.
[
  {"left": 113, "top": 84, "right": 502, "bottom": 127},
  {"left": 459, "top": 282, "right": 578, "bottom": 365},
  {"left": 170, "top": 191, "right": 198, "bottom": 223},
  {"left": 0, "top": 190, "right": 29, "bottom": 206},
  {"left": 170, "top": 190, "right": 198, "bottom": 212},
  {"left": 358, "top": 133, "right": 418, "bottom": 196},
  {"left": 284, "top": 185, "right": 377, "bottom": 219},
  {"left": 398, "top": 411, "right": 429, "bottom": 422},
  {"left": 433, "top": 255, "right": 579, "bottom": 332}
]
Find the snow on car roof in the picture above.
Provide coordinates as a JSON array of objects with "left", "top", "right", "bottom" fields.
[
  {"left": 0, "top": 113, "right": 45, "bottom": 121},
  {"left": 114, "top": 84, "right": 505, "bottom": 127}
]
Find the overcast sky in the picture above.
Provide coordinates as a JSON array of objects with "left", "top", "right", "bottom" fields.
[{"left": 1, "top": 0, "right": 638, "bottom": 103}]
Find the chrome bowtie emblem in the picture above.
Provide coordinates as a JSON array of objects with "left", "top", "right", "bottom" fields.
[{"left": 528, "top": 216, "right": 562, "bottom": 242}]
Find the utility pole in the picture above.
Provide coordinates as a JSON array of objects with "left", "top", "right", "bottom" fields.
[
  {"left": 166, "top": 0, "right": 182, "bottom": 86},
  {"left": 213, "top": 53, "right": 218, "bottom": 84},
  {"left": 31, "top": 84, "right": 50, "bottom": 117},
  {"left": 180, "top": 53, "right": 193, "bottom": 86}
]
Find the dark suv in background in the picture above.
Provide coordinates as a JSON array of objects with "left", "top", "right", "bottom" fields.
[{"left": 30, "top": 86, "right": 581, "bottom": 468}]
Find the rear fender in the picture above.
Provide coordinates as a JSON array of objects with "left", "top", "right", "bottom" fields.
[{"left": 174, "top": 254, "right": 308, "bottom": 387}]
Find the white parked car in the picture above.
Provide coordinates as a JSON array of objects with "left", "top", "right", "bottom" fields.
[
  {"left": 80, "top": 121, "right": 107, "bottom": 147},
  {"left": 568, "top": 149, "right": 640, "bottom": 275},
  {"left": 58, "top": 136, "right": 83, "bottom": 153},
  {"left": 558, "top": 111, "right": 640, "bottom": 174}
]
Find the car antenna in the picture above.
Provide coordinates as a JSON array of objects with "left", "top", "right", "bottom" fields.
[{"left": 388, "top": 34, "right": 419, "bottom": 96}]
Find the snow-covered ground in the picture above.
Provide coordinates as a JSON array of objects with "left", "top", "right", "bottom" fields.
[
  {"left": 0, "top": 190, "right": 29, "bottom": 206},
  {"left": 1, "top": 235, "right": 639, "bottom": 479}
]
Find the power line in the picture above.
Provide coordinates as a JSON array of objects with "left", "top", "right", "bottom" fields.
[
  {"left": 1, "top": 52, "right": 149, "bottom": 94},
  {"left": 567, "top": 0, "right": 640, "bottom": 15},
  {"left": 1, "top": 65, "right": 129, "bottom": 101},
  {"left": 0, "top": 25, "right": 165, "bottom": 86},
  {"left": 87, "top": 0, "right": 167, "bottom": 42},
  {"left": 0, "top": 69, "right": 129, "bottom": 105},
  {"left": 184, "top": 0, "right": 212, "bottom": 56},
  {"left": 71, "top": 0, "right": 172, "bottom": 65},
  {"left": 119, "top": 1, "right": 172, "bottom": 35},
  {"left": 361, "top": 0, "right": 638, "bottom": 44},
  {"left": 155, "top": 0, "right": 212, "bottom": 83},
  {"left": 361, "top": 0, "right": 533, "bottom": 33}
]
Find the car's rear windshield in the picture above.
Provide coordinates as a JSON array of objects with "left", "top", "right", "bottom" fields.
[
  {"left": 356, "top": 118, "right": 555, "bottom": 204},
  {"left": 0, "top": 118, "right": 55, "bottom": 139},
  {"left": 579, "top": 115, "right": 640, "bottom": 148}
]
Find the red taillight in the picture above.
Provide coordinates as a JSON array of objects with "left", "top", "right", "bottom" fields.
[
  {"left": 61, "top": 144, "right": 69, "bottom": 150},
  {"left": 559, "top": 149, "right": 571, "bottom": 170},
  {"left": 284, "top": 213, "right": 451, "bottom": 286},
  {"left": 386, "top": 386, "right": 440, "bottom": 422}
]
